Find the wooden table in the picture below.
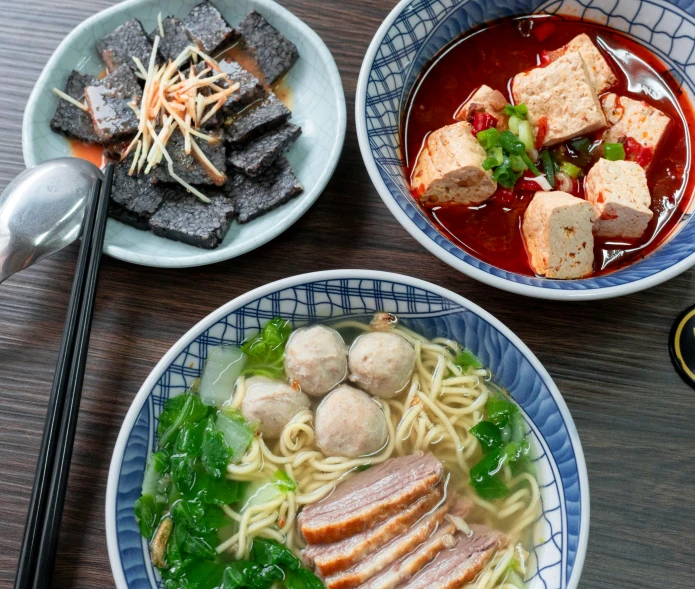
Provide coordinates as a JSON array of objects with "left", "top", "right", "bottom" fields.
[{"left": 1, "top": 0, "right": 694, "bottom": 587}]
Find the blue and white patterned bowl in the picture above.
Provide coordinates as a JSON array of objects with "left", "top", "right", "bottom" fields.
[
  {"left": 105, "top": 270, "right": 589, "bottom": 589},
  {"left": 356, "top": 0, "right": 695, "bottom": 300},
  {"left": 23, "top": 0, "right": 346, "bottom": 268}
]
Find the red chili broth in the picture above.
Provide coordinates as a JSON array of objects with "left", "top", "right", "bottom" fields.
[{"left": 402, "top": 15, "right": 695, "bottom": 277}]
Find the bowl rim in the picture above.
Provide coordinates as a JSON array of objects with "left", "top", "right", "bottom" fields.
[
  {"left": 22, "top": 0, "right": 346, "bottom": 269},
  {"left": 105, "top": 268, "right": 590, "bottom": 589},
  {"left": 354, "top": 0, "right": 695, "bottom": 301}
]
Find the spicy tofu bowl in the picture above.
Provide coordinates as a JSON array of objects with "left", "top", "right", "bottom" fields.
[
  {"left": 356, "top": 0, "right": 695, "bottom": 299},
  {"left": 106, "top": 270, "right": 588, "bottom": 589}
]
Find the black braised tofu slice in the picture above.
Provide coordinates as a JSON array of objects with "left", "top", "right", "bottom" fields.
[
  {"left": 84, "top": 65, "right": 142, "bottom": 142},
  {"left": 150, "top": 131, "right": 227, "bottom": 186},
  {"left": 217, "top": 59, "right": 266, "bottom": 116},
  {"left": 236, "top": 11, "right": 299, "bottom": 85},
  {"left": 149, "top": 191, "right": 235, "bottom": 249},
  {"left": 225, "top": 93, "right": 290, "bottom": 144},
  {"left": 50, "top": 71, "right": 100, "bottom": 143},
  {"left": 109, "top": 156, "right": 167, "bottom": 230},
  {"left": 228, "top": 123, "right": 301, "bottom": 176},
  {"left": 96, "top": 19, "right": 154, "bottom": 73},
  {"left": 183, "top": 0, "right": 235, "bottom": 54},
  {"left": 151, "top": 17, "right": 193, "bottom": 62},
  {"left": 226, "top": 156, "right": 302, "bottom": 223}
]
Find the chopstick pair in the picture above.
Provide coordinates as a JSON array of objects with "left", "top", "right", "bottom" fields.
[{"left": 14, "top": 164, "right": 115, "bottom": 589}]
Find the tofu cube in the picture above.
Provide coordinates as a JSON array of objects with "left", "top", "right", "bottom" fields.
[
  {"left": 454, "top": 85, "right": 509, "bottom": 130},
  {"left": 522, "top": 191, "right": 596, "bottom": 279},
  {"left": 546, "top": 33, "right": 617, "bottom": 92},
  {"left": 512, "top": 52, "right": 607, "bottom": 146},
  {"left": 411, "top": 122, "right": 496, "bottom": 206},
  {"left": 601, "top": 93, "right": 671, "bottom": 156},
  {"left": 585, "top": 158, "right": 653, "bottom": 238}
]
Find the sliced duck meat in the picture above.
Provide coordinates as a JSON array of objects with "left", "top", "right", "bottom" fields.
[
  {"left": 298, "top": 454, "right": 444, "bottom": 545},
  {"left": 400, "top": 525, "right": 508, "bottom": 589},
  {"left": 228, "top": 123, "right": 301, "bottom": 177},
  {"left": 226, "top": 157, "right": 302, "bottom": 223},
  {"left": 449, "top": 495, "right": 474, "bottom": 519},
  {"left": 360, "top": 523, "right": 458, "bottom": 589},
  {"left": 84, "top": 65, "right": 142, "bottom": 142},
  {"left": 303, "top": 488, "right": 444, "bottom": 577},
  {"left": 182, "top": 0, "right": 235, "bottom": 54},
  {"left": 152, "top": 17, "right": 193, "bottom": 62},
  {"left": 148, "top": 191, "right": 234, "bottom": 249},
  {"left": 50, "top": 71, "right": 100, "bottom": 143},
  {"left": 150, "top": 131, "right": 227, "bottom": 187},
  {"left": 225, "top": 93, "right": 290, "bottom": 145},
  {"left": 322, "top": 497, "right": 454, "bottom": 589},
  {"left": 236, "top": 11, "right": 299, "bottom": 84},
  {"left": 96, "top": 19, "right": 154, "bottom": 73}
]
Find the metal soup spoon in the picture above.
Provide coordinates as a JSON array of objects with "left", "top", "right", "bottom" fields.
[{"left": 0, "top": 158, "right": 103, "bottom": 284}]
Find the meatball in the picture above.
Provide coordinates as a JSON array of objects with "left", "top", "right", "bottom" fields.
[
  {"left": 315, "top": 385, "right": 388, "bottom": 458},
  {"left": 283, "top": 325, "right": 348, "bottom": 396},
  {"left": 348, "top": 332, "right": 416, "bottom": 398},
  {"left": 240, "top": 377, "right": 310, "bottom": 438}
]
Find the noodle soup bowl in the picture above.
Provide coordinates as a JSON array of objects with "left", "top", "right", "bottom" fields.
[
  {"left": 356, "top": 0, "right": 695, "bottom": 300},
  {"left": 106, "top": 270, "right": 588, "bottom": 589}
]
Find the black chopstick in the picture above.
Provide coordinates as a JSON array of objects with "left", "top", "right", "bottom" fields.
[{"left": 13, "top": 163, "right": 114, "bottom": 589}]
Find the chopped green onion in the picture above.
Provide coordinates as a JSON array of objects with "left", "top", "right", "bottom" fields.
[
  {"left": 504, "top": 103, "right": 528, "bottom": 119},
  {"left": 499, "top": 131, "right": 525, "bottom": 156},
  {"left": 454, "top": 349, "right": 483, "bottom": 370},
  {"left": 482, "top": 146, "right": 504, "bottom": 170},
  {"left": 560, "top": 161, "right": 582, "bottom": 179},
  {"left": 518, "top": 120, "right": 535, "bottom": 153},
  {"left": 477, "top": 127, "right": 500, "bottom": 150},
  {"left": 539, "top": 150, "right": 555, "bottom": 189},
  {"left": 492, "top": 157, "right": 522, "bottom": 189},
  {"left": 508, "top": 115, "right": 520, "bottom": 134},
  {"left": 521, "top": 154, "right": 541, "bottom": 176},
  {"left": 509, "top": 154, "right": 527, "bottom": 173},
  {"left": 603, "top": 142, "right": 625, "bottom": 161}
]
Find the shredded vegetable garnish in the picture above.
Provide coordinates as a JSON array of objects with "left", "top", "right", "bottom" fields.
[
  {"left": 157, "top": 11, "right": 165, "bottom": 37},
  {"left": 120, "top": 39, "right": 239, "bottom": 202},
  {"left": 51, "top": 87, "right": 89, "bottom": 111}
]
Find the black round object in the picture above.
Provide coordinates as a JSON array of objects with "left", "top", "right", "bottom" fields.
[{"left": 669, "top": 304, "right": 695, "bottom": 389}]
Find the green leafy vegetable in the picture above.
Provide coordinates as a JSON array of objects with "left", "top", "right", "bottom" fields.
[
  {"left": 216, "top": 409, "right": 255, "bottom": 463},
  {"left": 356, "top": 464, "right": 372, "bottom": 472},
  {"left": 603, "top": 142, "right": 625, "bottom": 161},
  {"left": 470, "top": 421, "right": 503, "bottom": 452},
  {"left": 453, "top": 349, "right": 483, "bottom": 371},
  {"left": 159, "top": 394, "right": 210, "bottom": 448},
  {"left": 273, "top": 469, "right": 297, "bottom": 492},
  {"left": 241, "top": 318, "right": 292, "bottom": 379},
  {"left": 134, "top": 494, "right": 160, "bottom": 538},
  {"left": 250, "top": 539, "right": 324, "bottom": 589},
  {"left": 201, "top": 417, "right": 231, "bottom": 477},
  {"left": 504, "top": 103, "right": 528, "bottom": 119},
  {"left": 199, "top": 346, "right": 246, "bottom": 407},
  {"left": 539, "top": 150, "right": 555, "bottom": 189}
]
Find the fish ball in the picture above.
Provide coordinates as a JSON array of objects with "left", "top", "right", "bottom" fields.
[
  {"left": 315, "top": 384, "right": 388, "bottom": 458},
  {"left": 348, "top": 332, "right": 416, "bottom": 398},
  {"left": 284, "top": 325, "right": 348, "bottom": 396},
  {"left": 240, "top": 376, "right": 310, "bottom": 438}
]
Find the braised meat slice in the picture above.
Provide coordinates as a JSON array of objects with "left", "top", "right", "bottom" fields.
[
  {"left": 236, "top": 11, "right": 299, "bottom": 84},
  {"left": 302, "top": 489, "right": 444, "bottom": 577},
  {"left": 322, "top": 497, "right": 454, "bottom": 589},
  {"left": 96, "top": 19, "right": 154, "bottom": 73},
  {"left": 84, "top": 65, "right": 142, "bottom": 142},
  {"left": 400, "top": 525, "right": 508, "bottom": 589},
  {"left": 298, "top": 454, "right": 444, "bottom": 545},
  {"left": 50, "top": 71, "right": 100, "bottom": 143}
]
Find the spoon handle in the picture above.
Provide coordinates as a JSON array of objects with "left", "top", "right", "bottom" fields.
[{"left": 13, "top": 176, "right": 102, "bottom": 589}]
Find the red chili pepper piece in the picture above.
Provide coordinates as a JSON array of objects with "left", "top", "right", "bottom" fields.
[
  {"left": 534, "top": 21, "right": 557, "bottom": 42},
  {"left": 491, "top": 187, "right": 515, "bottom": 205},
  {"left": 539, "top": 49, "right": 551, "bottom": 66},
  {"left": 472, "top": 112, "right": 498, "bottom": 134},
  {"left": 623, "top": 137, "right": 653, "bottom": 168},
  {"left": 516, "top": 178, "right": 542, "bottom": 192},
  {"left": 535, "top": 116, "right": 548, "bottom": 148}
]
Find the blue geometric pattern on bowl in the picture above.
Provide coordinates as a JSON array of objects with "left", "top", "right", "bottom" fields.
[
  {"left": 360, "top": 0, "right": 695, "bottom": 294},
  {"left": 108, "top": 274, "right": 587, "bottom": 589}
]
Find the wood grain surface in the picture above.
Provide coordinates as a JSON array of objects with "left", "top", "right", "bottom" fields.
[{"left": 1, "top": 0, "right": 694, "bottom": 587}]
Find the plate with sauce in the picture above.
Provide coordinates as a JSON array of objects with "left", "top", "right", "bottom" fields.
[
  {"left": 23, "top": 0, "right": 346, "bottom": 268},
  {"left": 357, "top": 0, "right": 695, "bottom": 300}
]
